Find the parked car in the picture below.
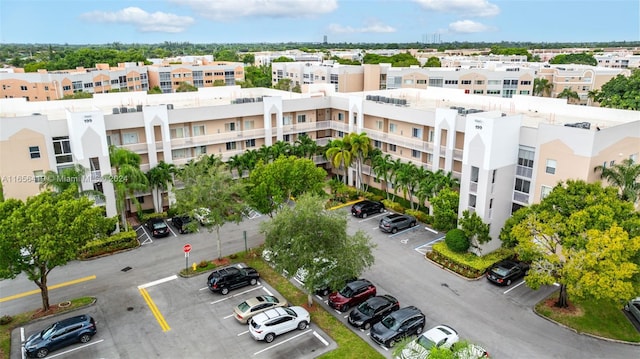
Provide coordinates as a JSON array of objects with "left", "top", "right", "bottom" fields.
[
  {"left": 23, "top": 314, "right": 97, "bottom": 358},
  {"left": 170, "top": 215, "right": 195, "bottom": 234},
  {"left": 348, "top": 294, "right": 400, "bottom": 330},
  {"left": 370, "top": 306, "right": 425, "bottom": 348},
  {"left": 207, "top": 265, "right": 260, "bottom": 295},
  {"left": 624, "top": 297, "right": 640, "bottom": 324},
  {"left": 328, "top": 279, "right": 377, "bottom": 312},
  {"left": 455, "top": 343, "right": 490, "bottom": 358},
  {"left": 351, "top": 200, "right": 385, "bottom": 218},
  {"left": 248, "top": 306, "right": 310, "bottom": 343},
  {"left": 379, "top": 213, "right": 417, "bottom": 233},
  {"left": 404, "top": 325, "right": 460, "bottom": 356},
  {"left": 145, "top": 218, "right": 170, "bottom": 237},
  {"left": 486, "top": 260, "right": 529, "bottom": 286},
  {"left": 193, "top": 207, "right": 211, "bottom": 225},
  {"left": 233, "top": 295, "right": 288, "bottom": 324}
]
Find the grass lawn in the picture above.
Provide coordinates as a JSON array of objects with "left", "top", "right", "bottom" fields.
[
  {"left": 535, "top": 293, "right": 640, "bottom": 343},
  {"left": 0, "top": 296, "right": 95, "bottom": 359}
]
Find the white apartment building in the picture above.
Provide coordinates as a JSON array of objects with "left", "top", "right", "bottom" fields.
[{"left": 1, "top": 85, "right": 638, "bottom": 253}]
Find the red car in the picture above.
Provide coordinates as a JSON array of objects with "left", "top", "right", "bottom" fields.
[{"left": 328, "top": 279, "right": 376, "bottom": 312}]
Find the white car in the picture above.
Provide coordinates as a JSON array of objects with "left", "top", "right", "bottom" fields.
[
  {"left": 397, "top": 325, "right": 459, "bottom": 359},
  {"left": 248, "top": 306, "right": 310, "bottom": 343},
  {"left": 193, "top": 207, "right": 211, "bottom": 225}
]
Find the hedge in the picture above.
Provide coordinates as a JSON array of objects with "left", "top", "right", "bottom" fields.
[
  {"left": 139, "top": 211, "right": 167, "bottom": 223},
  {"left": 79, "top": 230, "right": 138, "bottom": 259},
  {"left": 427, "top": 241, "right": 514, "bottom": 278}
]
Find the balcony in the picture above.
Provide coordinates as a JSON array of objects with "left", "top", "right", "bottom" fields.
[
  {"left": 513, "top": 191, "right": 529, "bottom": 204},
  {"left": 516, "top": 165, "right": 533, "bottom": 178},
  {"left": 90, "top": 170, "right": 102, "bottom": 182}
]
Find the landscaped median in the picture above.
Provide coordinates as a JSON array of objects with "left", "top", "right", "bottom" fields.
[{"left": 426, "top": 241, "right": 514, "bottom": 279}]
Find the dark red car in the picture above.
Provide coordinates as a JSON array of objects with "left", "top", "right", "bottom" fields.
[{"left": 328, "top": 279, "right": 376, "bottom": 312}]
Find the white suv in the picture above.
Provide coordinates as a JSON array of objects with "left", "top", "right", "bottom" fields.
[{"left": 248, "top": 306, "right": 310, "bottom": 343}]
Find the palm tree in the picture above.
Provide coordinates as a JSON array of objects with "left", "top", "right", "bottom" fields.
[
  {"left": 326, "top": 139, "right": 353, "bottom": 184},
  {"left": 271, "top": 141, "right": 292, "bottom": 159},
  {"left": 594, "top": 158, "right": 640, "bottom": 204},
  {"left": 556, "top": 88, "right": 580, "bottom": 104},
  {"left": 146, "top": 161, "right": 175, "bottom": 213},
  {"left": 372, "top": 153, "right": 394, "bottom": 199},
  {"left": 349, "top": 132, "right": 373, "bottom": 191},
  {"left": 40, "top": 164, "right": 104, "bottom": 200},
  {"left": 362, "top": 147, "right": 382, "bottom": 192},
  {"left": 533, "top": 78, "right": 553, "bottom": 97},
  {"left": 226, "top": 154, "right": 243, "bottom": 177},
  {"left": 257, "top": 145, "right": 273, "bottom": 163},
  {"left": 106, "top": 146, "right": 149, "bottom": 231},
  {"left": 294, "top": 134, "right": 318, "bottom": 159}
]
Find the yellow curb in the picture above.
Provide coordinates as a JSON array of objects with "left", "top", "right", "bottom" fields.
[{"left": 328, "top": 199, "right": 363, "bottom": 211}]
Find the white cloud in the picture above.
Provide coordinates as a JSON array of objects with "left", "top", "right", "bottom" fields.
[
  {"left": 448, "top": 20, "right": 494, "bottom": 33},
  {"left": 172, "top": 0, "right": 338, "bottom": 21},
  {"left": 81, "top": 7, "right": 194, "bottom": 33},
  {"left": 413, "top": 0, "right": 500, "bottom": 17},
  {"left": 329, "top": 20, "right": 396, "bottom": 34}
]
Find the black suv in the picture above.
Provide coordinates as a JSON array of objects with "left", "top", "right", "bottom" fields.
[
  {"left": 379, "top": 213, "right": 417, "bottom": 233},
  {"left": 170, "top": 215, "right": 194, "bottom": 234},
  {"left": 207, "top": 266, "right": 260, "bottom": 295},
  {"left": 348, "top": 294, "right": 400, "bottom": 330},
  {"left": 370, "top": 306, "right": 425, "bottom": 348},
  {"left": 486, "top": 260, "right": 529, "bottom": 286},
  {"left": 145, "top": 218, "right": 170, "bottom": 237},
  {"left": 351, "top": 200, "right": 385, "bottom": 218},
  {"left": 23, "top": 314, "right": 97, "bottom": 358}
]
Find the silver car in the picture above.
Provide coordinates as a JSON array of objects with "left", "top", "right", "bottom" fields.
[{"left": 625, "top": 297, "right": 640, "bottom": 323}]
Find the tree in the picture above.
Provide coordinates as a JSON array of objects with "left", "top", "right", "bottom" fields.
[
  {"left": 459, "top": 210, "right": 491, "bottom": 254},
  {"left": 147, "top": 86, "right": 163, "bottom": 94},
  {"left": 39, "top": 164, "right": 104, "bottom": 200},
  {"left": 549, "top": 53, "right": 597, "bottom": 66},
  {"left": 274, "top": 78, "right": 292, "bottom": 91},
  {"left": 424, "top": 56, "right": 441, "bottom": 67},
  {"left": 176, "top": 82, "right": 198, "bottom": 92},
  {"left": 556, "top": 88, "right": 580, "bottom": 104},
  {"left": 247, "top": 156, "right": 327, "bottom": 217},
  {"left": 594, "top": 158, "right": 640, "bottom": 204},
  {"left": 431, "top": 188, "right": 459, "bottom": 232},
  {"left": 533, "top": 78, "right": 553, "bottom": 97},
  {"left": 244, "top": 65, "right": 272, "bottom": 88},
  {"left": 146, "top": 161, "right": 175, "bottom": 213},
  {"left": 242, "top": 53, "right": 255, "bottom": 64},
  {"left": 174, "top": 156, "right": 246, "bottom": 260},
  {"left": 372, "top": 153, "right": 394, "bottom": 199},
  {"left": 507, "top": 180, "right": 640, "bottom": 308},
  {"left": 326, "top": 139, "right": 353, "bottom": 184},
  {"left": 348, "top": 132, "right": 372, "bottom": 191},
  {"left": 213, "top": 79, "right": 225, "bottom": 87},
  {"left": 214, "top": 49, "right": 239, "bottom": 62},
  {"left": 105, "top": 146, "right": 148, "bottom": 231},
  {"left": 260, "top": 193, "right": 375, "bottom": 306},
  {"left": 293, "top": 134, "right": 318, "bottom": 159},
  {"left": 589, "top": 69, "right": 640, "bottom": 110},
  {"left": 0, "top": 190, "right": 113, "bottom": 311}
]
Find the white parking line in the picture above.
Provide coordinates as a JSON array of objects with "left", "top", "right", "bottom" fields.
[
  {"left": 223, "top": 314, "right": 235, "bottom": 319},
  {"left": 263, "top": 287, "right": 273, "bottom": 296},
  {"left": 358, "top": 213, "right": 386, "bottom": 222},
  {"left": 138, "top": 275, "right": 177, "bottom": 289},
  {"left": 503, "top": 280, "right": 527, "bottom": 294},
  {"left": 20, "top": 327, "right": 25, "bottom": 359},
  {"left": 425, "top": 227, "right": 438, "bottom": 234},
  {"left": 389, "top": 226, "right": 419, "bottom": 237},
  {"left": 253, "top": 329, "right": 312, "bottom": 355},
  {"left": 199, "top": 287, "right": 208, "bottom": 291},
  {"left": 47, "top": 339, "right": 105, "bottom": 358},
  {"left": 315, "top": 294, "right": 323, "bottom": 300},
  {"left": 167, "top": 226, "right": 178, "bottom": 237},
  {"left": 313, "top": 331, "right": 329, "bottom": 346},
  {"left": 237, "top": 330, "right": 249, "bottom": 336},
  {"left": 210, "top": 286, "right": 264, "bottom": 304}
]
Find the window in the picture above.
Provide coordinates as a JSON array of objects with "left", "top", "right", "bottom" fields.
[
  {"left": 193, "top": 125, "right": 205, "bottom": 136},
  {"left": 487, "top": 90, "right": 501, "bottom": 95},
  {"left": 337, "top": 131, "right": 344, "bottom": 138},
  {"left": 226, "top": 142, "right": 237, "bottom": 150},
  {"left": 546, "top": 159, "right": 556, "bottom": 174},
  {"left": 225, "top": 122, "right": 237, "bottom": 131},
  {"left": 389, "top": 123, "right": 398, "bottom": 133},
  {"left": 428, "top": 78, "right": 443, "bottom": 87},
  {"left": 492, "top": 169, "right": 496, "bottom": 184},
  {"left": 475, "top": 80, "right": 484, "bottom": 85},
  {"left": 375, "top": 120, "right": 383, "bottom": 130},
  {"left": 412, "top": 128, "right": 422, "bottom": 138},
  {"left": 488, "top": 80, "right": 501, "bottom": 85},
  {"left": 541, "top": 185, "right": 553, "bottom": 199},
  {"left": 426, "top": 153, "right": 433, "bottom": 163},
  {"left": 21, "top": 85, "right": 28, "bottom": 91},
  {"left": 122, "top": 132, "right": 138, "bottom": 145},
  {"left": 471, "top": 166, "right": 479, "bottom": 183},
  {"left": 283, "top": 134, "right": 290, "bottom": 142},
  {"left": 337, "top": 113, "right": 344, "bottom": 121},
  {"left": 417, "top": 79, "right": 427, "bottom": 84},
  {"left": 107, "top": 134, "right": 121, "bottom": 146},
  {"left": 245, "top": 139, "right": 256, "bottom": 148},
  {"left": 444, "top": 80, "right": 458, "bottom": 85},
  {"left": 520, "top": 80, "right": 532, "bottom": 85},
  {"left": 461, "top": 80, "right": 472, "bottom": 85},
  {"left": 389, "top": 144, "right": 397, "bottom": 152},
  {"left": 244, "top": 120, "right": 254, "bottom": 130},
  {"left": 469, "top": 194, "right": 477, "bottom": 208},
  {"left": 52, "top": 136, "right": 72, "bottom": 164},
  {"left": 170, "top": 127, "right": 188, "bottom": 139},
  {"left": 33, "top": 170, "right": 44, "bottom": 182},
  {"left": 172, "top": 148, "right": 189, "bottom": 158},
  {"left": 194, "top": 146, "right": 207, "bottom": 156},
  {"left": 428, "top": 129, "right": 434, "bottom": 142},
  {"left": 473, "top": 89, "right": 484, "bottom": 94},
  {"left": 610, "top": 160, "right": 615, "bottom": 167},
  {"left": 519, "top": 90, "right": 530, "bottom": 95},
  {"left": 514, "top": 178, "right": 531, "bottom": 193},
  {"left": 411, "top": 150, "right": 420, "bottom": 159},
  {"left": 511, "top": 202, "right": 524, "bottom": 214},
  {"left": 29, "top": 146, "right": 41, "bottom": 159},
  {"left": 282, "top": 115, "right": 292, "bottom": 126},
  {"left": 297, "top": 114, "right": 306, "bottom": 123},
  {"left": 518, "top": 147, "right": 535, "bottom": 168},
  {"left": 374, "top": 140, "right": 382, "bottom": 149}
]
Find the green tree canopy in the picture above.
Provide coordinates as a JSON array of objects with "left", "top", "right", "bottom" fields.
[
  {"left": 243, "top": 65, "right": 272, "bottom": 88},
  {"left": 589, "top": 69, "right": 640, "bottom": 110},
  {"left": 431, "top": 188, "right": 459, "bottom": 232},
  {"left": 594, "top": 157, "right": 640, "bottom": 204},
  {"left": 214, "top": 49, "right": 239, "bottom": 62},
  {"left": 533, "top": 78, "right": 553, "bottom": 97},
  {"left": 0, "top": 190, "right": 113, "bottom": 311},
  {"left": 176, "top": 82, "right": 198, "bottom": 92},
  {"left": 424, "top": 56, "right": 441, "bottom": 67},
  {"left": 363, "top": 52, "right": 420, "bottom": 67},
  {"left": 549, "top": 53, "right": 597, "bottom": 66}
]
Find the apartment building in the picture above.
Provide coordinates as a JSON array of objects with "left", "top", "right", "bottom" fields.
[
  {"left": 1, "top": 86, "right": 637, "bottom": 252},
  {"left": 0, "top": 62, "right": 149, "bottom": 101},
  {"left": 594, "top": 53, "right": 640, "bottom": 69},
  {"left": 272, "top": 61, "right": 364, "bottom": 92},
  {"left": 145, "top": 61, "right": 245, "bottom": 93}
]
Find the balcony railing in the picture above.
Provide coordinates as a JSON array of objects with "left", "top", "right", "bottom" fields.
[{"left": 513, "top": 191, "right": 529, "bottom": 204}]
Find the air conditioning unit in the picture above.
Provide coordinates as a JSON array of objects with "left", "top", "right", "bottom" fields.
[
  {"left": 167, "top": 104, "right": 174, "bottom": 110},
  {"left": 112, "top": 108, "right": 120, "bottom": 114},
  {"left": 136, "top": 104, "right": 143, "bottom": 112}
]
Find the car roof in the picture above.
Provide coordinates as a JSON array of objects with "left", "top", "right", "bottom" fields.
[
  {"left": 390, "top": 306, "right": 421, "bottom": 320},
  {"left": 423, "top": 325, "right": 457, "bottom": 342},
  {"left": 382, "top": 213, "right": 403, "bottom": 220},
  {"left": 346, "top": 279, "right": 372, "bottom": 290},
  {"left": 495, "top": 260, "right": 519, "bottom": 268},
  {"left": 367, "top": 295, "right": 396, "bottom": 306},
  {"left": 244, "top": 295, "right": 277, "bottom": 307},
  {"left": 251, "top": 307, "right": 290, "bottom": 324},
  {"left": 58, "top": 315, "right": 91, "bottom": 326}
]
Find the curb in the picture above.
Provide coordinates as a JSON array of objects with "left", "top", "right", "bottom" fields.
[
  {"left": 22, "top": 297, "right": 98, "bottom": 325},
  {"left": 327, "top": 199, "right": 362, "bottom": 211},
  {"left": 423, "top": 253, "right": 484, "bottom": 282}
]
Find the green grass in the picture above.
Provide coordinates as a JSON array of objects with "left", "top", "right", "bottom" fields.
[
  {"left": 535, "top": 294, "right": 640, "bottom": 342},
  {"left": 0, "top": 296, "right": 96, "bottom": 359}
]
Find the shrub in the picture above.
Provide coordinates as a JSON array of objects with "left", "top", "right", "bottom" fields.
[
  {"left": 139, "top": 212, "right": 167, "bottom": 223},
  {"left": 405, "top": 209, "right": 429, "bottom": 224},
  {"left": 445, "top": 229, "right": 470, "bottom": 253},
  {"left": 430, "top": 241, "right": 514, "bottom": 273},
  {"left": 198, "top": 260, "right": 209, "bottom": 268},
  {"left": 79, "top": 230, "right": 138, "bottom": 259},
  {"left": 166, "top": 207, "right": 179, "bottom": 218},
  {"left": 381, "top": 200, "right": 404, "bottom": 213},
  {"left": 0, "top": 315, "right": 12, "bottom": 325}
]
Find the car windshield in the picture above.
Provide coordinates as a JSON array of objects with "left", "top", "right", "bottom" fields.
[
  {"left": 237, "top": 301, "right": 250, "bottom": 312},
  {"left": 152, "top": 222, "right": 166, "bottom": 229},
  {"left": 380, "top": 315, "right": 398, "bottom": 330},
  {"left": 357, "top": 302, "right": 374, "bottom": 316},
  {"left": 283, "top": 307, "right": 296, "bottom": 316},
  {"left": 491, "top": 266, "right": 510, "bottom": 276},
  {"left": 339, "top": 286, "right": 354, "bottom": 298},
  {"left": 415, "top": 335, "right": 437, "bottom": 349},
  {"left": 41, "top": 323, "right": 56, "bottom": 338},
  {"left": 264, "top": 296, "right": 277, "bottom": 303}
]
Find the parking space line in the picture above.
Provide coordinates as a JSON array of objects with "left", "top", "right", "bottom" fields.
[
  {"left": 223, "top": 314, "right": 235, "bottom": 319},
  {"left": 0, "top": 275, "right": 96, "bottom": 303},
  {"left": 253, "top": 329, "right": 312, "bottom": 355},
  {"left": 313, "top": 331, "right": 329, "bottom": 346},
  {"left": 389, "top": 226, "right": 420, "bottom": 237},
  {"left": 168, "top": 226, "right": 177, "bottom": 237},
  {"left": 262, "top": 287, "right": 273, "bottom": 296},
  {"left": 46, "top": 339, "right": 104, "bottom": 358},
  {"left": 210, "top": 286, "right": 264, "bottom": 304},
  {"left": 358, "top": 213, "right": 386, "bottom": 222},
  {"left": 138, "top": 275, "right": 177, "bottom": 289},
  {"left": 503, "top": 280, "right": 526, "bottom": 294},
  {"left": 237, "top": 330, "right": 249, "bottom": 336},
  {"left": 425, "top": 227, "right": 438, "bottom": 234},
  {"left": 139, "top": 287, "right": 171, "bottom": 332}
]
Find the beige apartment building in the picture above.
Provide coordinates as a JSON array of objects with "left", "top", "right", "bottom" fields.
[
  {"left": 146, "top": 61, "right": 245, "bottom": 93},
  {"left": 1, "top": 85, "right": 637, "bottom": 253}
]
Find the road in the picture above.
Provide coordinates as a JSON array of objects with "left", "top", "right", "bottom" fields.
[{"left": 1, "top": 209, "right": 639, "bottom": 358}]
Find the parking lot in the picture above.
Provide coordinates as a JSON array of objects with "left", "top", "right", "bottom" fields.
[{"left": 12, "top": 264, "right": 335, "bottom": 359}]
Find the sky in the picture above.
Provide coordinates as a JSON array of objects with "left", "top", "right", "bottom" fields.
[{"left": 1, "top": 0, "right": 638, "bottom": 44}]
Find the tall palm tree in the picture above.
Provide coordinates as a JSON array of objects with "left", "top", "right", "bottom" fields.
[
  {"left": 556, "top": 88, "right": 580, "bottom": 104},
  {"left": 257, "top": 145, "right": 273, "bottom": 163},
  {"left": 226, "top": 154, "right": 243, "bottom": 177},
  {"left": 40, "top": 164, "right": 104, "bottom": 200},
  {"left": 533, "top": 78, "right": 553, "bottom": 97},
  {"left": 349, "top": 132, "right": 373, "bottom": 191},
  {"left": 271, "top": 141, "right": 292, "bottom": 159},
  {"left": 594, "top": 158, "right": 640, "bottom": 204},
  {"left": 294, "top": 134, "right": 318, "bottom": 159},
  {"left": 106, "top": 146, "right": 148, "bottom": 231},
  {"left": 362, "top": 147, "right": 382, "bottom": 192},
  {"left": 146, "top": 161, "right": 175, "bottom": 213},
  {"left": 372, "top": 153, "right": 394, "bottom": 199},
  {"left": 326, "top": 139, "right": 353, "bottom": 184}
]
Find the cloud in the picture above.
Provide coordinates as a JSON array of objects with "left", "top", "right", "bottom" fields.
[
  {"left": 413, "top": 0, "right": 499, "bottom": 17},
  {"left": 328, "top": 20, "right": 396, "bottom": 34},
  {"left": 81, "top": 7, "right": 194, "bottom": 33},
  {"left": 172, "top": 0, "right": 338, "bottom": 21},
  {"left": 448, "top": 20, "right": 494, "bottom": 33}
]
